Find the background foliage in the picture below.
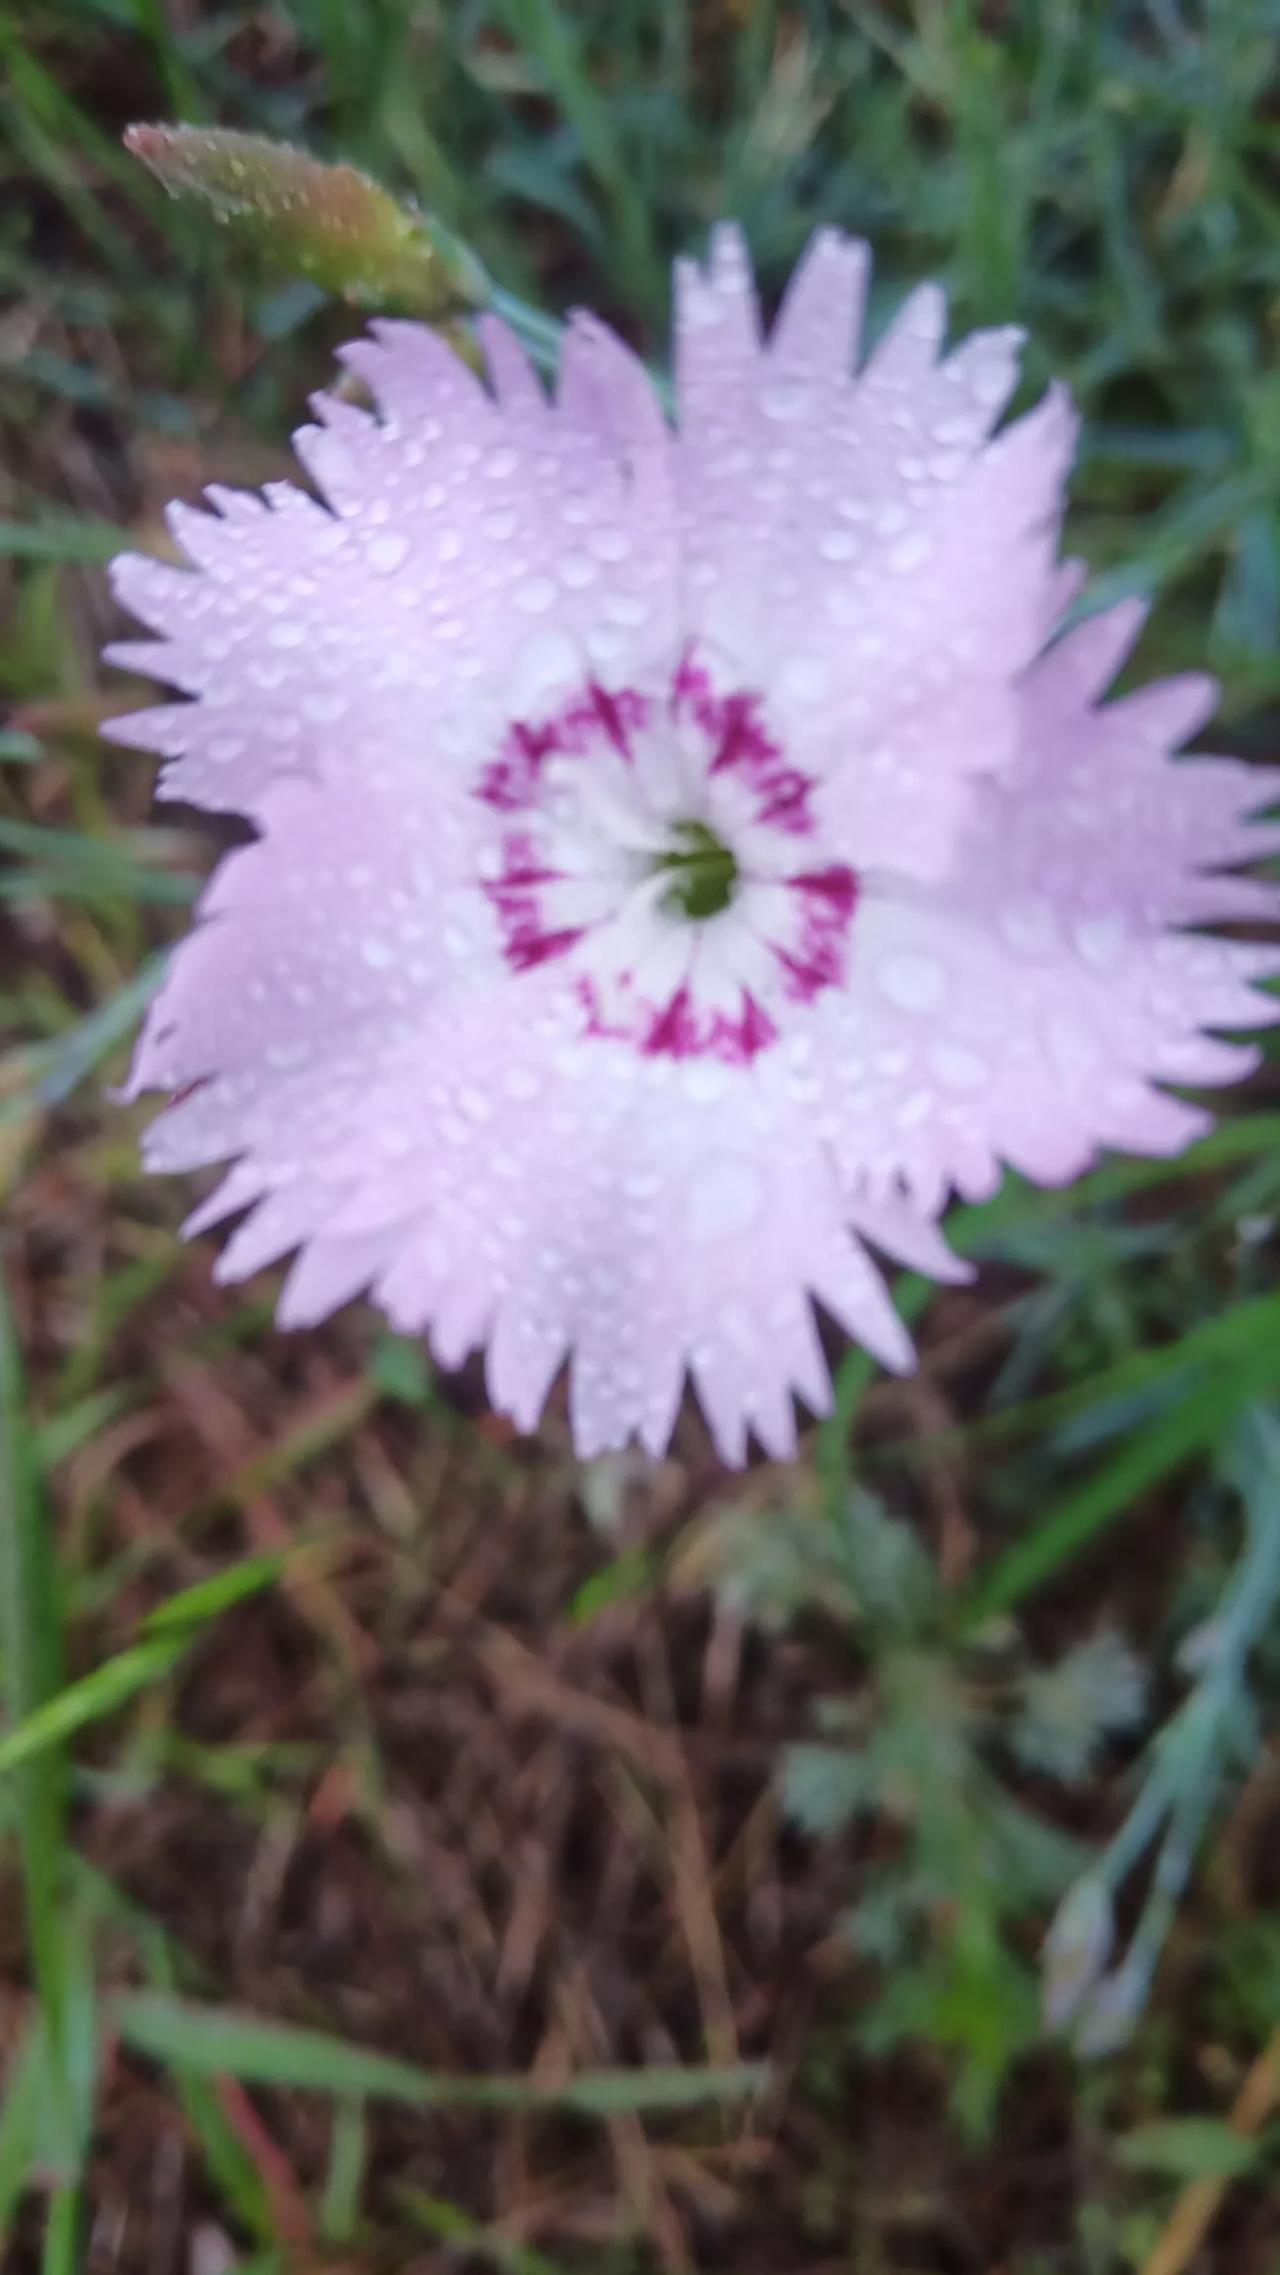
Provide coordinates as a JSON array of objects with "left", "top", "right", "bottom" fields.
[{"left": 3, "top": 3, "right": 1280, "bottom": 2270}]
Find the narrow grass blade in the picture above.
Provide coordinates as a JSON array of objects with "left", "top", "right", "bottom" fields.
[
  {"left": 0, "top": 1635, "right": 186, "bottom": 1780},
  {"left": 13, "top": 960, "right": 165, "bottom": 1110},
  {"left": 114, "top": 1992, "right": 764, "bottom": 2114},
  {"left": 0, "top": 2018, "right": 41, "bottom": 2240},
  {"left": 140, "top": 1550, "right": 297, "bottom": 1638},
  {"left": 0, "top": 1552, "right": 301, "bottom": 1779},
  {"left": 495, "top": 0, "right": 661, "bottom": 312},
  {"left": 318, "top": 2101, "right": 368, "bottom": 2244},
  {"left": 958, "top": 1334, "right": 1280, "bottom": 1631},
  {"left": 0, "top": 516, "right": 126, "bottom": 564},
  {"left": 0, "top": 1262, "right": 86, "bottom": 2177},
  {"left": 396, "top": 2188, "right": 571, "bottom": 2275}
]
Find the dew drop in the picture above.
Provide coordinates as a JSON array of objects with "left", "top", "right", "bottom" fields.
[
  {"left": 1073, "top": 912, "right": 1125, "bottom": 968},
  {"left": 897, "top": 1090, "right": 933, "bottom": 1128},
  {"left": 304, "top": 691, "right": 348, "bottom": 724},
  {"left": 889, "top": 532, "right": 933, "bottom": 574},
  {"left": 685, "top": 1155, "right": 766, "bottom": 1242},
  {"left": 777, "top": 655, "right": 831, "bottom": 704},
  {"left": 932, "top": 1042, "right": 985, "bottom": 1091},
  {"left": 760, "top": 381, "right": 807, "bottom": 424},
  {"left": 558, "top": 551, "right": 596, "bottom": 589},
  {"left": 1047, "top": 1014, "right": 1100, "bottom": 1074},
  {"left": 590, "top": 527, "right": 631, "bottom": 564},
  {"left": 516, "top": 575, "right": 556, "bottom": 614},
  {"left": 604, "top": 591, "right": 648, "bottom": 627},
  {"left": 879, "top": 953, "right": 946, "bottom": 1013},
  {"left": 1001, "top": 900, "right": 1056, "bottom": 956},
  {"left": 681, "top": 1061, "right": 729, "bottom": 1104},
  {"left": 972, "top": 359, "right": 1011, "bottom": 406},
  {"left": 367, "top": 532, "right": 409, "bottom": 575}
]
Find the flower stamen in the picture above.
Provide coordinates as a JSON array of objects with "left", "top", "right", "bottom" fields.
[{"left": 654, "top": 820, "right": 739, "bottom": 921}]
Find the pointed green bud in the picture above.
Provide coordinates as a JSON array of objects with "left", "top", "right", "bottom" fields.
[{"left": 123, "top": 124, "right": 490, "bottom": 318}]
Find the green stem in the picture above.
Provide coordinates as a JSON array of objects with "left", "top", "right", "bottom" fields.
[{"left": 488, "top": 285, "right": 565, "bottom": 379}]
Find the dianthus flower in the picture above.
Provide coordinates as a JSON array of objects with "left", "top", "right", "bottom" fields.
[{"left": 107, "top": 228, "right": 1280, "bottom": 1462}]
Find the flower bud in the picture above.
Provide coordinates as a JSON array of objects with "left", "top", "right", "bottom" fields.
[{"left": 124, "top": 125, "right": 489, "bottom": 318}]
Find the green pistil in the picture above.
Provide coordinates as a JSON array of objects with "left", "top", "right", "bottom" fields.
[{"left": 654, "top": 820, "right": 739, "bottom": 920}]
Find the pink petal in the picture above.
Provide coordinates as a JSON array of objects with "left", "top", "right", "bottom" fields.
[{"left": 790, "top": 604, "right": 1280, "bottom": 1204}]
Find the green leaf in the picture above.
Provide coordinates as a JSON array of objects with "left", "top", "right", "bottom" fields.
[
  {"left": 782, "top": 1743, "right": 877, "bottom": 1836},
  {"left": 0, "top": 729, "right": 43, "bottom": 762},
  {"left": 569, "top": 1542, "right": 660, "bottom": 1624},
  {"left": 113, "top": 1992, "right": 764, "bottom": 2115},
  {"left": 367, "top": 1331, "right": 435, "bottom": 1406},
  {"left": 1114, "top": 2118, "right": 1264, "bottom": 2182}
]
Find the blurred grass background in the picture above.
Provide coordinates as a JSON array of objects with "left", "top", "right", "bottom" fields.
[{"left": 3, "top": 3, "right": 1280, "bottom": 2271}]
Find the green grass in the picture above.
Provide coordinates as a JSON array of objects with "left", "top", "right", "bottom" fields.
[{"left": 4, "top": 2, "right": 1280, "bottom": 2269}]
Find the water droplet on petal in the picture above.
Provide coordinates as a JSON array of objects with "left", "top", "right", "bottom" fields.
[
  {"left": 1001, "top": 900, "right": 1056, "bottom": 956},
  {"left": 367, "top": 532, "right": 409, "bottom": 574},
  {"left": 889, "top": 532, "right": 933, "bottom": 573},
  {"left": 515, "top": 575, "right": 556, "bottom": 614},
  {"left": 685, "top": 1155, "right": 766, "bottom": 1241},
  {"left": 933, "top": 1043, "right": 985, "bottom": 1091},
  {"left": 879, "top": 953, "right": 946, "bottom": 1013},
  {"left": 558, "top": 551, "right": 596, "bottom": 589},
  {"left": 761, "top": 381, "right": 807, "bottom": 424},
  {"left": 1074, "top": 913, "right": 1125, "bottom": 968}
]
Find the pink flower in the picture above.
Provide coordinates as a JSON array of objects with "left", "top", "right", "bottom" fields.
[{"left": 106, "top": 228, "right": 1280, "bottom": 1463}]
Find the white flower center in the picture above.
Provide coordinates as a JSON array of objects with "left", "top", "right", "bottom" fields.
[{"left": 475, "top": 649, "right": 857, "bottom": 1063}]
